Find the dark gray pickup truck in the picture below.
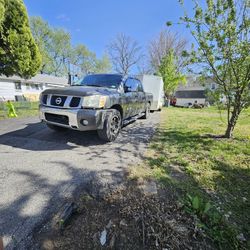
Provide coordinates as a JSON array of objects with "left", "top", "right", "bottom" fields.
[{"left": 39, "top": 74, "right": 153, "bottom": 141}]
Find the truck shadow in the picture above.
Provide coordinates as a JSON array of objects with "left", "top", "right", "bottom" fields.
[
  {"left": 0, "top": 115, "right": 159, "bottom": 249},
  {"left": 0, "top": 118, "right": 155, "bottom": 151}
]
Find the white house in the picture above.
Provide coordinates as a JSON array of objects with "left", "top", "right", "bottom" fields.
[
  {"left": 0, "top": 74, "right": 68, "bottom": 102},
  {"left": 174, "top": 76, "right": 217, "bottom": 107}
]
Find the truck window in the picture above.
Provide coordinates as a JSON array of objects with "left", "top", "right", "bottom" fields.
[
  {"left": 73, "top": 74, "right": 123, "bottom": 89},
  {"left": 136, "top": 79, "right": 144, "bottom": 92},
  {"left": 124, "top": 78, "right": 139, "bottom": 92}
]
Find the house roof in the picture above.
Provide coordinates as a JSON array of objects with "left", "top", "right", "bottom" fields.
[
  {"left": 0, "top": 74, "right": 68, "bottom": 86},
  {"left": 177, "top": 75, "right": 216, "bottom": 91}
]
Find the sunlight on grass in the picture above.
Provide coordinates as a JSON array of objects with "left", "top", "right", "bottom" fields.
[
  {"left": 132, "top": 107, "right": 250, "bottom": 249},
  {"left": 0, "top": 102, "right": 39, "bottom": 120}
]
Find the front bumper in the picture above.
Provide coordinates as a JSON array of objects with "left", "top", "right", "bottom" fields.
[{"left": 39, "top": 105, "right": 107, "bottom": 131}]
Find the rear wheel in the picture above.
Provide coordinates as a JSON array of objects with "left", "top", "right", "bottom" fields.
[
  {"left": 141, "top": 102, "right": 150, "bottom": 119},
  {"left": 47, "top": 123, "right": 68, "bottom": 132},
  {"left": 97, "top": 109, "right": 121, "bottom": 142}
]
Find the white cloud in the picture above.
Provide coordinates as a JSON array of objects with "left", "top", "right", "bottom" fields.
[{"left": 56, "top": 14, "right": 70, "bottom": 22}]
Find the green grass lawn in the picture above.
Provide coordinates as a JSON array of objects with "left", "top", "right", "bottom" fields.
[
  {"left": 131, "top": 107, "right": 250, "bottom": 249},
  {"left": 0, "top": 101, "right": 39, "bottom": 120}
]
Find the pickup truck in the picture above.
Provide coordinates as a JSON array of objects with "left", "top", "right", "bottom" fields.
[{"left": 39, "top": 74, "right": 153, "bottom": 142}]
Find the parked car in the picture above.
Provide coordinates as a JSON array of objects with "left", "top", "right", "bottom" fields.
[
  {"left": 138, "top": 75, "right": 164, "bottom": 111},
  {"left": 39, "top": 74, "right": 153, "bottom": 142}
]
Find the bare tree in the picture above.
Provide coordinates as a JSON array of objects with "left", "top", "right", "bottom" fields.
[
  {"left": 107, "top": 33, "right": 142, "bottom": 75},
  {"left": 136, "top": 54, "right": 154, "bottom": 75},
  {"left": 148, "top": 29, "right": 188, "bottom": 72}
]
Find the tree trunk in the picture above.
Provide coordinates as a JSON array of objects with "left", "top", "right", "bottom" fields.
[
  {"left": 224, "top": 108, "right": 241, "bottom": 138},
  {"left": 225, "top": 122, "right": 235, "bottom": 138}
]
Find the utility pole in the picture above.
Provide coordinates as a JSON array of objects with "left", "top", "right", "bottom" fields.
[{"left": 67, "top": 59, "right": 71, "bottom": 85}]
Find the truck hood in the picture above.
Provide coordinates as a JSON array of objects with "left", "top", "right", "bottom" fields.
[{"left": 42, "top": 86, "right": 119, "bottom": 97}]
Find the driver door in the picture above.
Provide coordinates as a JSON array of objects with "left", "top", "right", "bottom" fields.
[{"left": 123, "top": 78, "right": 138, "bottom": 118}]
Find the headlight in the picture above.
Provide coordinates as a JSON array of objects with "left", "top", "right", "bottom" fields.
[{"left": 82, "top": 95, "right": 107, "bottom": 108}]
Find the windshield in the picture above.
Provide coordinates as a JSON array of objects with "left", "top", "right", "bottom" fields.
[{"left": 72, "top": 74, "right": 123, "bottom": 89}]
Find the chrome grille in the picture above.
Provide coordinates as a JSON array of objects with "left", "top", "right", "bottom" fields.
[
  {"left": 50, "top": 95, "right": 67, "bottom": 107},
  {"left": 45, "top": 95, "right": 82, "bottom": 108},
  {"left": 70, "top": 97, "right": 81, "bottom": 107}
]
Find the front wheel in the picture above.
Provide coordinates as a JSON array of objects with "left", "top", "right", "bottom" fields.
[
  {"left": 141, "top": 103, "right": 150, "bottom": 119},
  {"left": 97, "top": 109, "right": 121, "bottom": 142}
]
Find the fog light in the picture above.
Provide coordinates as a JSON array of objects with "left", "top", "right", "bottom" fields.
[{"left": 81, "top": 119, "right": 88, "bottom": 126}]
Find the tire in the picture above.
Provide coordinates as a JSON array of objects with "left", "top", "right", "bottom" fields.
[
  {"left": 97, "top": 109, "right": 121, "bottom": 142},
  {"left": 47, "top": 123, "right": 68, "bottom": 132},
  {"left": 141, "top": 102, "right": 150, "bottom": 119}
]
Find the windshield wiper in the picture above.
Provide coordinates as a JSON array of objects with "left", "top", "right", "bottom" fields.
[
  {"left": 85, "top": 84, "right": 102, "bottom": 87},
  {"left": 71, "top": 84, "right": 102, "bottom": 87}
]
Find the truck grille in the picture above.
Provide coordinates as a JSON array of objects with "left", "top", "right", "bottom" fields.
[
  {"left": 45, "top": 113, "right": 69, "bottom": 125},
  {"left": 42, "top": 94, "right": 48, "bottom": 104},
  {"left": 70, "top": 97, "right": 81, "bottom": 107},
  {"left": 47, "top": 95, "right": 81, "bottom": 108},
  {"left": 50, "top": 95, "right": 67, "bottom": 107}
]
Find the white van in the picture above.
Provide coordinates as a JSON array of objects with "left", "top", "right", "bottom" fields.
[{"left": 138, "top": 75, "right": 164, "bottom": 111}]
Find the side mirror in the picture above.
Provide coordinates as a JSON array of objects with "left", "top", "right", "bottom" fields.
[{"left": 124, "top": 85, "right": 132, "bottom": 93}]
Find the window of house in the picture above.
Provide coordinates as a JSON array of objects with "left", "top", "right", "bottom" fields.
[
  {"left": 211, "top": 83, "right": 216, "bottom": 90},
  {"left": 31, "top": 84, "right": 36, "bottom": 89},
  {"left": 15, "top": 82, "right": 22, "bottom": 90},
  {"left": 35, "top": 84, "right": 39, "bottom": 90},
  {"left": 15, "top": 95, "right": 25, "bottom": 101},
  {"left": 175, "top": 90, "right": 206, "bottom": 98},
  {"left": 26, "top": 83, "right": 30, "bottom": 89}
]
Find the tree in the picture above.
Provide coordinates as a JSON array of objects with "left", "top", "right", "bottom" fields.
[
  {"left": 30, "top": 16, "right": 52, "bottom": 74},
  {"left": 30, "top": 17, "right": 72, "bottom": 76},
  {"left": 30, "top": 16, "right": 111, "bottom": 77},
  {"left": 49, "top": 28, "right": 72, "bottom": 76},
  {"left": 149, "top": 29, "right": 188, "bottom": 73},
  {"left": 175, "top": 0, "right": 250, "bottom": 138},
  {"left": 71, "top": 44, "right": 96, "bottom": 74},
  {"left": 0, "top": 0, "right": 41, "bottom": 78},
  {"left": 158, "top": 50, "right": 186, "bottom": 96},
  {"left": 0, "top": 0, "right": 5, "bottom": 32},
  {"left": 136, "top": 54, "right": 153, "bottom": 75},
  {"left": 94, "top": 54, "right": 111, "bottom": 73},
  {"left": 107, "top": 33, "right": 142, "bottom": 75},
  {"left": 71, "top": 45, "right": 111, "bottom": 76}
]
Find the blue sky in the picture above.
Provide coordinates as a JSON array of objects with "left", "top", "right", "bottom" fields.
[{"left": 23, "top": 0, "right": 196, "bottom": 58}]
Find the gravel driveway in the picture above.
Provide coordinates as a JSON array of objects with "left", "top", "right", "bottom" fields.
[{"left": 0, "top": 112, "right": 160, "bottom": 249}]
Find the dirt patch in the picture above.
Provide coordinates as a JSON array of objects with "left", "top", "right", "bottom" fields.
[{"left": 32, "top": 180, "right": 214, "bottom": 250}]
